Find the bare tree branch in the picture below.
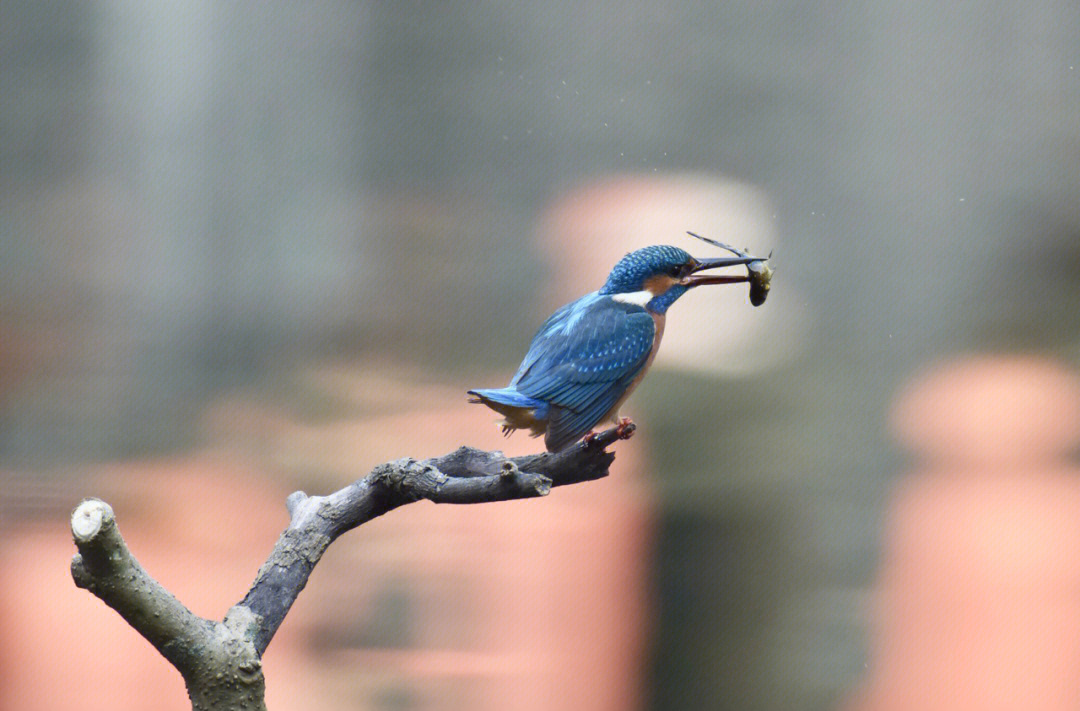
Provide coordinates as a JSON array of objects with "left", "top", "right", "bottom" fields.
[
  {"left": 240, "top": 423, "right": 629, "bottom": 654},
  {"left": 71, "top": 499, "right": 267, "bottom": 711},
  {"left": 70, "top": 424, "right": 633, "bottom": 711},
  {"left": 71, "top": 500, "right": 210, "bottom": 670}
]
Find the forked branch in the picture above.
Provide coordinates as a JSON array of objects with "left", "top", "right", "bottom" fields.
[{"left": 70, "top": 424, "right": 633, "bottom": 711}]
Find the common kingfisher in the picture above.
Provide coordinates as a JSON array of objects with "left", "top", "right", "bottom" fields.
[{"left": 469, "top": 238, "right": 770, "bottom": 452}]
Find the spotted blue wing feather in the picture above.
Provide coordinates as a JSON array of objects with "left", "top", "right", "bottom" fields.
[
  {"left": 510, "top": 294, "right": 600, "bottom": 382},
  {"left": 543, "top": 382, "right": 630, "bottom": 452},
  {"left": 511, "top": 293, "right": 656, "bottom": 451}
]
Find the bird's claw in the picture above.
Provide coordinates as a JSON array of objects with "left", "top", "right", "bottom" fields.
[{"left": 582, "top": 418, "right": 636, "bottom": 449}]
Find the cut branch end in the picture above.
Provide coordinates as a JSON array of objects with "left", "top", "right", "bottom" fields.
[{"left": 71, "top": 498, "right": 113, "bottom": 543}]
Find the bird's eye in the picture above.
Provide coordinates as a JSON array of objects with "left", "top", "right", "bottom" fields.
[{"left": 669, "top": 264, "right": 684, "bottom": 278}]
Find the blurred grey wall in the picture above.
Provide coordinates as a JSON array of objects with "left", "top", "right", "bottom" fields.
[{"left": 3, "top": 2, "right": 1080, "bottom": 710}]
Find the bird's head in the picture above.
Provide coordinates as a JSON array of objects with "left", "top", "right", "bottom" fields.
[{"left": 599, "top": 244, "right": 764, "bottom": 313}]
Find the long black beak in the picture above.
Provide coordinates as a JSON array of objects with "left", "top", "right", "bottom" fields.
[
  {"left": 683, "top": 253, "right": 767, "bottom": 287},
  {"left": 683, "top": 231, "right": 773, "bottom": 304},
  {"left": 682, "top": 231, "right": 769, "bottom": 287}
]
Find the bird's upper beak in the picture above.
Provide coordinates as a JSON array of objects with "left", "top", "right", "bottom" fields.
[{"left": 682, "top": 253, "right": 767, "bottom": 287}]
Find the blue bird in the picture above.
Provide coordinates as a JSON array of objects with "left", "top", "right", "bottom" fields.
[{"left": 469, "top": 240, "right": 768, "bottom": 452}]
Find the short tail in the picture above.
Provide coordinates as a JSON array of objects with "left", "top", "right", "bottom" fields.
[
  {"left": 467, "top": 387, "right": 550, "bottom": 437},
  {"left": 467, "top": 387, "right": 546, "bottom": 411}
]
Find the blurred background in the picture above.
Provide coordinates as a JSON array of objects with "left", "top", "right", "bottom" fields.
[{"left": 3, "top": 2, "right": 1080, "bottom": 710}]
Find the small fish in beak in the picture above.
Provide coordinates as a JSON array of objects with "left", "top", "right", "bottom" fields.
[
  {"left": 747, "top": 259, "right": 773, "bottom": 306},
  {"left": 686, "top": 231, "right": 774, "bottom": 307}
]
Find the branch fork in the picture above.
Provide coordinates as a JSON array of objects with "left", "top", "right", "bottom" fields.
[{"left": 70, "top": 425, "right": 631, "bottom": 711}]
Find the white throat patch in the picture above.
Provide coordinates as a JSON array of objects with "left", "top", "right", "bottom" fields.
[{"left": 611, "top": 290, "right": 654, "bottom": 307}]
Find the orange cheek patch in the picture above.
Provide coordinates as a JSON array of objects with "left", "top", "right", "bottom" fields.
[{"left": 644, "top": 274, "right": 678, "bottom": 295}]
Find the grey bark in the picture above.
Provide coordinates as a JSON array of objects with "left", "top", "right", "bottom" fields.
[{"left": 70, "top": 424, "right": 632, "bottom": 711}]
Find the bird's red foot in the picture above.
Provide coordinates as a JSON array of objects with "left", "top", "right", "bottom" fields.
[{"left": 582, "top": 418, "right": 636, "bottom": 449}]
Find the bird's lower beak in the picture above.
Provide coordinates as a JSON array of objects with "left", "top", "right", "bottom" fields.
[{"left": 682, "top": 254, "right": 767, "bottom": 287}]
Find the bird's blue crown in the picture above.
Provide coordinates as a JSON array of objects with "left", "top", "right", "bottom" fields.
[
  {"left": 598, "top": 245, "right": 695, "bottom": 314},
  {"left": 598, "top": 245, "right": 694, "bottom": 314},
  {"left": 599, "top": 245, "right": 692, "bottom": 294}
]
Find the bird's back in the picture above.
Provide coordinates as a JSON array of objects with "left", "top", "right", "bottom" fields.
[{"left": 510, "top": 292, "right": 657, "bottom": 451}]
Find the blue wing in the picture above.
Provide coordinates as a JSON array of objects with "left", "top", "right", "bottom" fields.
[{"left": 511, "top": 292, "right": 656, "bottom": 451}]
